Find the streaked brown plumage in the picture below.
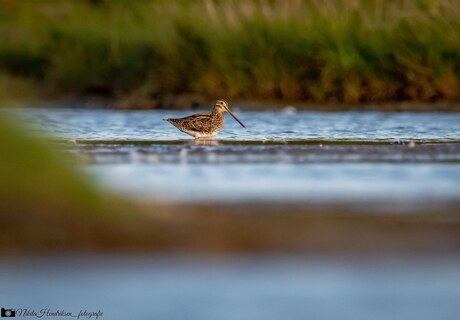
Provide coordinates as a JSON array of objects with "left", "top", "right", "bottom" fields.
[{"left": 163, "top": 99, "right": 245, "bottom": 138}]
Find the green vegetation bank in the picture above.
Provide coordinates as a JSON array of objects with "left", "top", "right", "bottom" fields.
[{"left": 1, "top": 0, "right": 460, "bottom": 106}]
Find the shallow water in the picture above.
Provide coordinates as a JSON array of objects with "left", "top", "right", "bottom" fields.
[
  {"left": 4, "top": 109, "right": 460, "bottom": 318},
  {"left": 9, "top": 108, "right": 460, "bottom": 209},
  {"left": 18, "top": 108, "right": 460, "bottom": 142},
  {"left": 86, "top": 163, "right": 460, "bottom": 208},
  {"left": 1, "top": 256, "right": 460, "bottom": 320}
]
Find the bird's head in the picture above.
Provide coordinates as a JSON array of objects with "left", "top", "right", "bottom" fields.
[{"left": 213, "top": 99, "right": 245, "bottom": 128}]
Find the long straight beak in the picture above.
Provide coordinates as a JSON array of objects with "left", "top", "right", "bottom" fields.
[{"left": 225, "top": 106, "right": 245, "bottom": 128}]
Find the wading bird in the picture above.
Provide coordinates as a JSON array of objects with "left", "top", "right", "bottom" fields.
[{"left": 163, "top": 99, "right": 245, "bottom": 138}]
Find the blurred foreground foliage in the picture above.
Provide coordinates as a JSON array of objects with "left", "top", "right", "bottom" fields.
[
  {"left": 0, "top": 116, "right": 157, "bottom": 251},
  {"left": 1, "top": 0, "right": 460, "bottom": 104}
]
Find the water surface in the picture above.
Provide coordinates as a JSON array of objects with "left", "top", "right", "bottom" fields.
[
  {"left": 9, "top": 108, "right": 460, "bottom": 209},
  {"left": 17, "top": 108, "right": 460, "bottom": 142},
  {"left": 1, "top": 256, "right": 460, "bottom": 320}
]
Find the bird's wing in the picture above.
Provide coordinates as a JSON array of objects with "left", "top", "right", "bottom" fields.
[{"left": 177, "top": 114, "right": 211, "bottom": 132}]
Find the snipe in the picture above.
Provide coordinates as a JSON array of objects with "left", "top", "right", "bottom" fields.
[{"left": 163, "top": 99, "right": 245, "bottom": 138}]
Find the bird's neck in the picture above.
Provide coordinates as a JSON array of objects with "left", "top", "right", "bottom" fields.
[{"left": 212, "top": 108, "right": 225, "bottom": 117}]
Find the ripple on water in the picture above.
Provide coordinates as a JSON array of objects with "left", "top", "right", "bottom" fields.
[
  {"left": 7, "top": 108, "right": 460, "bottom": 208},
  {"left": 10, "top": 109, "right": 460, "bottom": 142}
]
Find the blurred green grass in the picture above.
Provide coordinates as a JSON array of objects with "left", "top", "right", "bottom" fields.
[
  {"left": 0, "top": 115, "right": 161, "bottom": 251},
  {"left": 1, "top": 0, "right": 460, "bottom": 105}
]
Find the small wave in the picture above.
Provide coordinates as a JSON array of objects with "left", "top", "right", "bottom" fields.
[{"left": 62, "top": 138, "right": 460, "bottom": 146}]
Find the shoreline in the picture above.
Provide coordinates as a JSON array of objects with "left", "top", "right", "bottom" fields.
[{"left": 4, "top": 96, "right": 460, "bottom": 112}]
